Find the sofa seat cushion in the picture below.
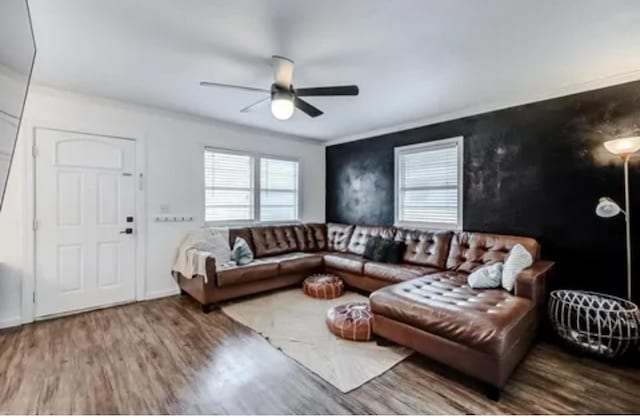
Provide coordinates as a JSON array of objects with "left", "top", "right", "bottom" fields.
[
  {"left": 323, "top": 252, "right": 365, "bottom": 274},
  {"left": 369, "top": 273, "right": 536, "bottom": 356},
  {"left": 363, "top": 261, "right": 440, "bottom": 283},
  {"left": 260, "top": 252, "right": 323, "bottom": 274},
  {"left": 216, "top": 259, "right": 279, "bottom": 287}
]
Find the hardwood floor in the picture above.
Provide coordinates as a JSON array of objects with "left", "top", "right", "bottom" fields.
[{"left": 1, "top": 294, "right": 639, "bottom": 414}]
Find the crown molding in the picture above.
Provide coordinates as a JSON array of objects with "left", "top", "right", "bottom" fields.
[{"left": 326, "top": 68, "right": 640, "bottom": 147}]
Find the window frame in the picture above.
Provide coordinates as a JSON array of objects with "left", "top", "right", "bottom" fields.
[
  {"left": 204, "top": 146, "right": 301, "bottom": 226},
  {"left": 204, "top": 147, "right": 255, "bottom": 225},
  {"left": 393, "top": 136, "right": 464, "bottom": 230},
  {"left": 258, "top": 156, "right": 300, "bottom": 223}
]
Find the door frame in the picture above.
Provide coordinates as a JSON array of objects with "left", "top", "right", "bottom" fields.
[{"left": 21, "top": 123, "right": 147, "bottom": 323}]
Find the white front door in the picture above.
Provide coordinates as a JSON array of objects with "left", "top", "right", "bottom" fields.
[{"left": 35, "top": 128, "right": 137, "bottom": 318}]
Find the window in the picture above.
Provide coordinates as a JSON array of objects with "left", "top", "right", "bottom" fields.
[
  {"left": 204, "top": 150, "right": 254, "bottom": 222},
  {"left": 204, "top": 148, "right": 300, "bottom": 223},
  {"left": 394, "top": 137, "right": 463, "bottom": 229},
  {"left": 260, "top": 158, "right": 299, "bottom": 222}
]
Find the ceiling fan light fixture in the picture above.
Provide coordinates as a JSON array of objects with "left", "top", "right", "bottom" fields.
[{"left": 271, "top": 91, "right": 294, "bottom": 120}]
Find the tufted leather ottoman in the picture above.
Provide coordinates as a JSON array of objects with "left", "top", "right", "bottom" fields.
[
  {"left": 303, "top": 273, "right": 344, "bottom": 299},
  {"left": 326, "top": 302, "right": 373, "bottom": 341}
]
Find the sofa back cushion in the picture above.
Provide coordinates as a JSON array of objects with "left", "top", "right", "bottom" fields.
[
  {"left": 394, "top": 229, "right": 453, "bottom": 268},
  {"left": 326, "top": 223, "right": 355, "bottom": 252},
  {"left": 294, "top": 224, "right": 318, "bottom": 252},
  {"left": 250, "top": 225, "right": 299, "bottom": 257},
  {"left": 347, "top": 225, "right": 397, "bottom": 255},
  {"left": 446, "top": 231, "right": 540, "bottom": 273},
  {"left": 305, "top": 223, "right": 327, "bottom": 251},
  {"left": 229, "top": 227, "right": 255, "bottom": 254}
]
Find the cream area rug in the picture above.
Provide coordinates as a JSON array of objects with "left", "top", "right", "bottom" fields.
[{"left": 221, "top": 288, "right": 413, "bottom": 393}]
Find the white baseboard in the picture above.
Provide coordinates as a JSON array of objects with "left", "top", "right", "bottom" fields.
[
  {"left": 144, "top": 287, "right": 180, "bottom": 301},
  {"left": 0, "top": 315, "right": 22, "bottom": 330},
  {"left": 0, "top": 290, "right": 180, "bottom": 329}
]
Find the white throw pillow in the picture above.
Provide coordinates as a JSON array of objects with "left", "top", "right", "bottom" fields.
[
  {"left": 501, "top": 244, "right": 533, "bottom": 292},
  {"left": 198, "top": 228, "right": 233, "bottom": 266},
  {"left": 468, "top": 262, "right": 504, "bottom": 289}
]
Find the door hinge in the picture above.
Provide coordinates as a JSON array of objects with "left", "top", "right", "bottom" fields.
[
  {"left": 32, "top": 218, "right": 38, "bottom": 231},
  {"left": 32, "top": 144, "right": 38, "bottom": 158},
  {"left": 33, "top": 292, "right": 36, "bottom": 303}
]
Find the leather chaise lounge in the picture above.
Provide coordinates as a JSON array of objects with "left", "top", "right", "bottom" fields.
[{"left": 175, "top": 223, "right": 554, "bottom": 398}]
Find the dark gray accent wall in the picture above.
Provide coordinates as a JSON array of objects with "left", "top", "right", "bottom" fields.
[{"left": 326, "top": 80, "right": 640, "bottom": 302}]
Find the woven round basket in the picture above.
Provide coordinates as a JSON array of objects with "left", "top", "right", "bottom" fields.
[
  {"left": 326, "top": 301, "right": 373, "bottom": 341},
  {"left": 303, "top": 273, "right": 344, "bottom": 299},
  {"left": 549, "top": 290, "right": 640, "bottom": 358}
]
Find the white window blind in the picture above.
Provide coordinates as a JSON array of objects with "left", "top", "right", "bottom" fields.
[
  {"left": 204, "top": 149, "right": 254, "bottom": 222},
  {"left": 395, "top": 137, "right": 462, "bottom": 228},
  {"left": 260, "top": 157, "right": 299, "bottom": 222}
]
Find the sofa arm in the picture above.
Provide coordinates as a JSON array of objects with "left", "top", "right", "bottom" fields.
[
  {"left": 514, "top": 260, "right": 554, "bottom": 306},
  {"left": 205, "top": 256, "right": 216, "bottom": 283},
  {"left": 172, "top": 253, "right": 217, "bottom": 282}
]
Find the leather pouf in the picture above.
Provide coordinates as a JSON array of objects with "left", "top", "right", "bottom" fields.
[
  {"left": 326, "top": 302, "right": 373, "bottom": 341},
  {"left": 303, "top": 274, "right": 344, "bottom": 299}
]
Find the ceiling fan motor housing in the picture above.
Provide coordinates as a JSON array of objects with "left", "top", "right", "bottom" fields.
[{"left": 271, "top": 84, "right": 294, "bottom": 101}]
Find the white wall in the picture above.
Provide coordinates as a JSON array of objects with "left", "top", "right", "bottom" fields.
[{"left": 0, "top": 85, "right": 325, "bottom": 328}]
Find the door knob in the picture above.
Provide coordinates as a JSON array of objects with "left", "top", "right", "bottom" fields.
[{"left": 120, "top": 228, "right": 134, "bottom": 235}]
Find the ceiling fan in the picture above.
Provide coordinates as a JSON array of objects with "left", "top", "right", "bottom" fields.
[{"left": 200, "top": 55, "right": 359, "bottom": 120}]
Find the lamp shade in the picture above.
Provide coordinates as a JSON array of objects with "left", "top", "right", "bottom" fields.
[
  {"left": 595, "top": 197, "right": 622, "bottom": 218},
  {"left": 603, "top": 136, "right": 640, "bottom": 156}
]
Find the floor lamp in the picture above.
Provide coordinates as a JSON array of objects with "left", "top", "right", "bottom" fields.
[{"left": 595, "top": 136, "right": 640, "bottom": 301}]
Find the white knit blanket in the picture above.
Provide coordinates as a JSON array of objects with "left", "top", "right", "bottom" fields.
[{"left": 173, "top": 227, "right": 235, "bottom": 283}]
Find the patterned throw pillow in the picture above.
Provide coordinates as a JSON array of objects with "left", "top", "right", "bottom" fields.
[
  {"left": 468, "top": 262, "right": 504, "bottom": 289},
  {"left": 501, "top": 244, "right": 533, "bottom": 292},
  {"left": 231, "top": 237, "right": 254, "bottom": 266}
]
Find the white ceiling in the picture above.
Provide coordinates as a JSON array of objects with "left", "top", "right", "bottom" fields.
[{"left": 28, "top": 0, "right": 640, "bottom": 142}]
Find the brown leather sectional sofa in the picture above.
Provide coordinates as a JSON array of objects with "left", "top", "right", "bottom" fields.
[{"left": 175, "top": 222, "right": 554, "bottom": 398}]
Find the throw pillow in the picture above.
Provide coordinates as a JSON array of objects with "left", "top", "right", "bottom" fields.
[
  {"left": 363, "top": 237, "right": 406, "bottom": 264},
  {"left": 231, "top": 237, "right": 254, "bottom": 266},
  {"left": 468, "top": 262, "right": 504, "bottom": 289},
  {"left": 363, "top": 236, "right": 384, "bottom": 261},
  {"left": 386, "top": 240, "right": 406, "bottom": 264},
  {"left": 501, "top": 244, "right": 533, "bottom": 292}
]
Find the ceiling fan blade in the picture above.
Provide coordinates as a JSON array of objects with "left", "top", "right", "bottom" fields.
[
  {"left": 199, "top": 81, "right": 269, "bottom": 93},
  {"left": 272, "top": 55, "right": 294, "bottom": 89},
  {"left": 240, "top": 97, "right": 270, "bottom": 113},
  {"left": 295, "top": 85, "right": 359, "bottom": 97},
  {"left": 294, "top": 97, "right": 323, "bottom": 118}
]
